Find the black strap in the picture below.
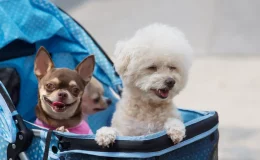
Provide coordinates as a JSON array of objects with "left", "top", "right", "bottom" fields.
[
  {"left": 43, "top": 130, "right": 53, "bottom": 160},
  {"left": 0, "top": 39, "right": 36, "bottom": 61}
]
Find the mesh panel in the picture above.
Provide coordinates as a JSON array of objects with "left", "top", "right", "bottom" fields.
[{"left": 0, "top": 138, "right": 8, "bottom": 160}]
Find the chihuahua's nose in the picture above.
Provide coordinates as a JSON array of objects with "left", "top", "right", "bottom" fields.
[
  {"left": 106, "top": 99, "right": 112, "bottom": 105},
  {"left": 58, "top": 92, "right": 68, "bottom": 99},
  {"left": 165, "top": 78, "right": 175, "bottom": 89}
]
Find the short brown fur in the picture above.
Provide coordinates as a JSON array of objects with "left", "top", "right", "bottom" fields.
[{"left": 34, "top": 46, "right": 95, "bottom": 129}]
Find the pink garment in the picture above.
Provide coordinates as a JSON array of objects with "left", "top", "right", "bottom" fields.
[{"left": 35, "top": 118, "right": 93, "bottom": 135}]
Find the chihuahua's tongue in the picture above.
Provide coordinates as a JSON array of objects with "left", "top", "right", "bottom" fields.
[{"left": 52, "top": 101, "right": 65, "bottom": 108}]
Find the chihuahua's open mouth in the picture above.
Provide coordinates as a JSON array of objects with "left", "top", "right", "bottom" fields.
[
  {"left": 151, "top": 88, "right": 170, "bottom": 99},
  {"left": 43, "top": 96, "right": 77, "bottom": 112}
]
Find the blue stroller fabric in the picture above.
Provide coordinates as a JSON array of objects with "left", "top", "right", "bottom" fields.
[
  {"left": 0, "top": 0, "right": 219, "bottom": 159},
  {"left": 0, "top": 0, "right": 122, "bottom": 122}
]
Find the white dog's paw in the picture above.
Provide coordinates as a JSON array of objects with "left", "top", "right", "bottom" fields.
[
  {"left": 164, "top": 119, "right": 186, "bottom": 144},
  {"left": 56, "top": 126, "right": 69, "bottom": 132},
  {"left": 166, "top": 127, "right": 185, "bottom": 144},
  {"left": 95, "top": 127, "right": 117, "bottom": 148}
]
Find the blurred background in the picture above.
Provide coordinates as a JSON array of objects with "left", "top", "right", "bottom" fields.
[{"left": 52, "top": 0, "right": 260, "bottom": 159}]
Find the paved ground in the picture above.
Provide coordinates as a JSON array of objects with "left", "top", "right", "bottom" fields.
[
  {"left": 175, "top": 57, "right": 260, "bottom": 159},
  {"left": 52, "top": 0, "right": 260, "bottom": 159}
]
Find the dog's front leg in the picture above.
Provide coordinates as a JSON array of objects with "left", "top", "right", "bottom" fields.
[
  {"left": 164, "top": 118, "right": 186, "bottom": 144},
  {"left": 95, "top": 127, "right": 118, "bottom": 148}
]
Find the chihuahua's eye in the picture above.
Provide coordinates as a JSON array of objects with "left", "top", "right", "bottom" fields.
[
  {"left": 45, "top": 83, "right": 55, "bottom": 91},
  {"left": 147, "top": 65, "right": 157, "bottom": 71},
  {"left": 93, "top": 97, "right": 100, "bottom": 104},
  {"left": 169, "top": 66, "right": 177, "bottom": 71},
  {"left": 72, "top": 87, "right": 80, "bottom": 95}
]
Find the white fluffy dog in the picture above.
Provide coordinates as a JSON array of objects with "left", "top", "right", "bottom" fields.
[{"left": 95, "top": 23, "right": 193, "bottom": 147}]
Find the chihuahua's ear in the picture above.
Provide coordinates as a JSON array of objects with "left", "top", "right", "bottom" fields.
[
  {"left": 34, "top": 46, "right": 54, "bottom": 79},
  {"left": 75, "top": 55, "right": 95, "bottom": 83}
]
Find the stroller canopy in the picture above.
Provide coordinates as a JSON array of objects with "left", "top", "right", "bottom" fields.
[{"left": 0, "top": 0, "right": 122, "bottom": 122}]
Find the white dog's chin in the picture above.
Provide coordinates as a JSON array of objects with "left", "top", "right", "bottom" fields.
[{"left": 150, "top": 88, "right": 170, "bottom": 99}]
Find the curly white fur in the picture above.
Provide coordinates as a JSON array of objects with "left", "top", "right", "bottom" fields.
[{"left": 95, "top": 23, "right": 193, "bottom": 147}]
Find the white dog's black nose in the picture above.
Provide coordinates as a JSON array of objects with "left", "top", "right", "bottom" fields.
[{"left": 165, "top": 78, "right": 175, "bottom": 88}]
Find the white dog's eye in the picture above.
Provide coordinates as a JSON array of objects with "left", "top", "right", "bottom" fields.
[
  {"left": 168, "top": 66, "right": 177, "bottom": 71},
  {"left": 147, "top": 66, "right": 157, "bottom": 71}
]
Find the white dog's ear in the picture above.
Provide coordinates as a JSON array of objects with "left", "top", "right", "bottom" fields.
[{"left": 113, "top": 41, "right": 131, "bottom": 76}]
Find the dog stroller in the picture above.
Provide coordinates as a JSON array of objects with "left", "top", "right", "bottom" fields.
[{"left": 0, "top": 0, "right": 219, "bottom": 159}]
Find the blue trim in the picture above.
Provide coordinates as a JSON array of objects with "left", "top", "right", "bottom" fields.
[
  {"left": 11, "top": 110, "right": 18, "bottom": 116},
  {"left": 178, "top": 108, "right": 207, "bottom": 116},
  {"left": 53, "top": 111, "right": 216, "bottom": 141},
  {"left": 58, "top": 125, "right": 218, "bottom": 158},
  {"left": 25, "top": 111, "right": 216, "bottom": 141},
  {"left": 184, "top": 111, "right": 214, "bottom": 126}
]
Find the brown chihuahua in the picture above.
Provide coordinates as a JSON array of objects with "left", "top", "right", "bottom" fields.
[{"left": 34, "top": 46, "right": 95, "bottom": 134}]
